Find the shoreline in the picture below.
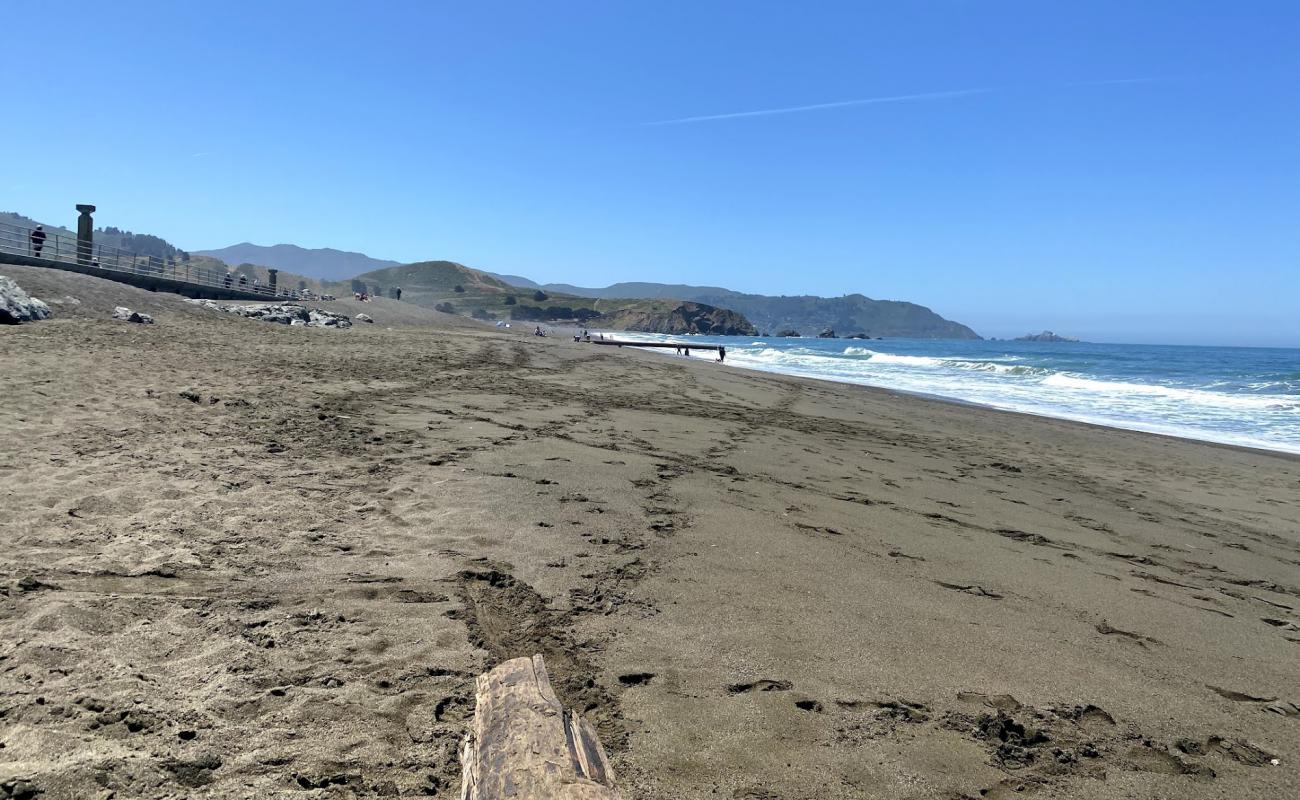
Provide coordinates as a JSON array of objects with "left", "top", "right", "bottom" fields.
[
  {"left": 596, "top": 335, "right": 1300, "bottom": 457},
  {"left": 734, "top": 363, "right": 1300, "bottom": 459}
]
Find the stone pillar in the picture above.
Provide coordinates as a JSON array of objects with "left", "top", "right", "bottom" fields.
[
  {"left": 75, "top": 204, "right": 96, "bottom": 266},
  {"left": 267, "top": 268, "right": 278, "bottom": 295}
]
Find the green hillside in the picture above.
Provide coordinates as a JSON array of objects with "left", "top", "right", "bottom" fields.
[{"left": 352, "top": 261, "right": 757, "bottom": 335}]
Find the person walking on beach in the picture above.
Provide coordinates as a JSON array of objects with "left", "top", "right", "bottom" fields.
[
  {"left": 718, "top": 346, "right": 726, "bottom": 363},
  {"left": 30, "top": 226, "right": 46, "bottom": 257}
]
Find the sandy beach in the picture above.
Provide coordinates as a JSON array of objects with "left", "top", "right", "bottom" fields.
[{"left": 2, "top": 265, "right": 1298, "bottom": 800}]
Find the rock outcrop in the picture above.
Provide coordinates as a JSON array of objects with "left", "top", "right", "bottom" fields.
[
  {"left": 776, "top": 328, "right": 800, "bottom": 338},
  {"left": 818, "top": 328, "right": 837, "bottom": 338},
  {"left": 600, "top": 302, "right": 757, "bottom": 336},
  {"left": 186, "top": 299, "right": 352, "bottom": 328},
  {"left": 0, "top": 276, "right": 52, "bottom": 324}
]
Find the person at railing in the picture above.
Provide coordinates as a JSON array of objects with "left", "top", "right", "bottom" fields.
[
  {"left": 30, "top": 226, "right": 46, "bottom": 257},
  {"left": 224, "top": 273, "right": 233, "bottom": 289}
]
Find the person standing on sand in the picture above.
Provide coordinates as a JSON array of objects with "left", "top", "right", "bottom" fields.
[
  {"left": 718, "top": 346, "right": 726, "bottom": 363},
  {"left": 30, "top": 226, "right": 46, "bottom": 257}
]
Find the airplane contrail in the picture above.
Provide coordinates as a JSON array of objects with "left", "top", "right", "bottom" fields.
[{"left": 641, "top": 87, "right": 996, "bottom": 126}]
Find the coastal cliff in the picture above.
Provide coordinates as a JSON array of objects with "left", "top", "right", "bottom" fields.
[{"left": 600, "top": 302, "right": 758, "bottom": 336}]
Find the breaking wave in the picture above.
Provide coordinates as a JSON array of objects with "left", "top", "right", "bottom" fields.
[
  {"left": 1042, "top": 373, "right": 1299, "bottom": 411},
  {"left": 843, "top": 347, "right": 1051, "bottom": 376}
]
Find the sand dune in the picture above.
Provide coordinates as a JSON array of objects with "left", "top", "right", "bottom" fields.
[{"left": 1, "top": 266, "right": 1297, "bottom": 799}]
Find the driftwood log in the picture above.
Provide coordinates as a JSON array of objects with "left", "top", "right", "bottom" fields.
[{"left": 460, "top": 654, "right": 622, "bottom": 800}]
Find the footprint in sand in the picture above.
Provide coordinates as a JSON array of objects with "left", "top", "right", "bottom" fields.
[
  {"left": 726, "top": 679, "right": 793, "bottom": 694},
  {"left": 935, "top": 581, "right": 1003, "bottom": 599},
  {"left": 1095, "top": 620, "right": 1162, "bottom": 646}
]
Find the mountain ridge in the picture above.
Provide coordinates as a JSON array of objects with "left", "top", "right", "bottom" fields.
[
  {"left": 497, "top": 278, "right": 979, "bottom": 339},
  {"left": 194, "top": 243, "right": 399, "bottom": 281},
  {"left": 6, "top": 213, "right": 977, "bottom": 338}
]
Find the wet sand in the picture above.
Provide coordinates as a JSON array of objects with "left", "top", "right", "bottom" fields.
[{"left": 2, "top": 265, "right": 1298, "bottom": 799}]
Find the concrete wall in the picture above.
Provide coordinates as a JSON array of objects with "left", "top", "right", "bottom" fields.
[{"left": 0, "top": 255, "right": 292, "bottom": 303}]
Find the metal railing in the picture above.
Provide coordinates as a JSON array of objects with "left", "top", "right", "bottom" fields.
[{"left": 0, "top": 220, "right": 301, "bottom": 300}]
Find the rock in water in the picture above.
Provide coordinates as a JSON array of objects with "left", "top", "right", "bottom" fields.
[
  {"left": 113, "top": 306, "right": 155, "bottom": 324},
  {"left": 0, "top": 276, "right": 52, "bottom": 324},
  {"left": 1015, "top": 330, "right": 1080, "bottom": 342},
  {"left": 818, "top": 327, "right": 837, "bottom": 338}
]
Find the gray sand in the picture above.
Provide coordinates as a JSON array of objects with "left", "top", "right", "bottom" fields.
[{"left": 1, "top": 265, "right": 1297, "bottom": 799}]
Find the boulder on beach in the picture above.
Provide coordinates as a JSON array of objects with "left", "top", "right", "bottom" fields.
[
  {"left": 186, "top": 299, "right": 352, "bottom": 328},
  {"left": 356, "top": 313, "right": 374, "bottom": 323},
  {"left": 0, "top": 276, "right": 52, "bottom": 324},
  {"left": 113, "top": 306, "right": 155, "bottom": 324}
]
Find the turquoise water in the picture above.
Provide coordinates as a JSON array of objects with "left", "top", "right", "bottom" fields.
[{"left": 608, "top": 333, "right": 1300, "bottom": 454}]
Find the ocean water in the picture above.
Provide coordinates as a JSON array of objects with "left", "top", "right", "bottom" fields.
[{"left": 603, "top": 333, "right": 1300, "bottom": 454}]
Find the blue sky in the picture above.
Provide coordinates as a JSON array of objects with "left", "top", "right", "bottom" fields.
[{"left": 4, "top": 1, "right": 1298, "bottom": 346}]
